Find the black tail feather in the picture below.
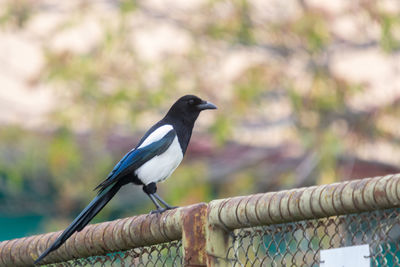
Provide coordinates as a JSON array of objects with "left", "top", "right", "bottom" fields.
[{"left": 34, "top": 183, "right": 121, "bottom": 265}]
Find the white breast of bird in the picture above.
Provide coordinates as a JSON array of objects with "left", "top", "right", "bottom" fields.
[{"left": 135, "top": 125, "right": 184, "bottom": 185}]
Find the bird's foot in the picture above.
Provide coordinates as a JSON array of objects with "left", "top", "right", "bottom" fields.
[
  {"left": 150, "top": 208, "right": 167, "bottom": 214},
  {"left": 149, "top": 205, "right": 178, "bottom": 214},
  {"left": 165, "top": 205, "right": 178, "bottom": 210}
]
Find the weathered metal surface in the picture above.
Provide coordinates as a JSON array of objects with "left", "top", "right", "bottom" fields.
[
  {"left": 182, "top": 203, "right": 207, "bottom": 266},
  {"left": 208, "top": 174, "right": 400, "bottom": 230},
  {"left": 0, "top": 206, "right": 185, "bottom": 266},
  {"left": 205, "top": 220, "right": 232, "bottom": 267},
  {"left": 2, "top": 174, "right": 400, "bottom": 266}
]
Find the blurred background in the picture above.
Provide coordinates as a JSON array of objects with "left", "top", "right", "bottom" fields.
[{"left": 1, "top": 0, "right": 400, "bottom": 241}]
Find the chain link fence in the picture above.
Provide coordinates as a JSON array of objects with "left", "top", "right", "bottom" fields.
[
  {"left": 1, "top": 174, "right": 400, "bottom": 266},
  {"left": 49, "top": 240, "right": 183, "bottom": 267},
  {"left": 227, "top": 208, "right": 400, "bottom": 266}
]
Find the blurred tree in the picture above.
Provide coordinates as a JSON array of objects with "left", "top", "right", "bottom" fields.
[{"left": 0, "top": 0, "right": 399, "bottom": 238}]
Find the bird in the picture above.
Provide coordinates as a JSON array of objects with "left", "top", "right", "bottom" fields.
[{"left": 34, "top": 95, "right": 217, "bottom": 265}]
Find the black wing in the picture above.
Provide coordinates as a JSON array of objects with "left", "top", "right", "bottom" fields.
[{"left": 94, "top": 129, "right": 177, "bottom": 192}]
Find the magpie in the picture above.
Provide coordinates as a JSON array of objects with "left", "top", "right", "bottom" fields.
[{"left": 34, "top": 95, "right": 217, "bottom": 265}]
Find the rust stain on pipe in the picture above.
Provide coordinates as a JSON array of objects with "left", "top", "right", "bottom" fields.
[{"left": 182, "top": 203, "right": 207, "bottom": 266}]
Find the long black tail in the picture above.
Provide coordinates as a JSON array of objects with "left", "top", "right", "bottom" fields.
[{"left": 34, "top": 183, "right": 122, "bottom": 265}]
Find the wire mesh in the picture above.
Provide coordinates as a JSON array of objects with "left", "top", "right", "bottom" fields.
[
  {"left": 45, "top": 240, "right": 183, "bottom": 267},
  {"left": 227, "top": 208, "right": 400, "bottom": 267}
]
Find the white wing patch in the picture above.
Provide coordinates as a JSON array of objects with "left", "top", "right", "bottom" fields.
[
  {"left": 135, "top": 135, "right": 183, "bottom": 185},
  {"left": 138, "top": 124, "right": 174, "bottom": 149}
]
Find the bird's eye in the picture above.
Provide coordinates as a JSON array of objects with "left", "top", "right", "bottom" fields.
[{"left": 188, "top": 99, "right": 195, "bottom": 105}]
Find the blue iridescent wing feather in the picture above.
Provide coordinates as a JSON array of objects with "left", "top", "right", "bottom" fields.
[{"left": 94, "top": 129, "right": 176, "bottom": 192}]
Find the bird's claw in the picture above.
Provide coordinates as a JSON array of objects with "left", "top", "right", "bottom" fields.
[
  {"left": 149, "top": 205, "right": 178, "bottom": 214},
  {"left": 150, "top": 208, "right": 167, "bottom": 214}
]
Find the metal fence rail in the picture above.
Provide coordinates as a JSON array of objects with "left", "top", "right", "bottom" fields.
[{"left": 0, "top": 174, "right": 400, "bottom": 266}]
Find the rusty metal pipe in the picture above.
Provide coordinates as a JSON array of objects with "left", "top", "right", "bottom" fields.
[
  {"left": 0, "top": 205, "right": 186, "bottom": 266},
  {"left": 208, "top": 174, "right": 400, "bottom": 230},
  {"left": 1, "top": 174, "right": 400, "bottom": 266}
]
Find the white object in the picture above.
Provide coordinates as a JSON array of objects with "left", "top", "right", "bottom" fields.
[
  {"left": 320, "top": 244, "right": 370, "bottom": 267},
  {"left": 138, "top": 125, "right": 174, "bottom": 148}
]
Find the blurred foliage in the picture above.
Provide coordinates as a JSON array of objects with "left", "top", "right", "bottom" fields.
[
  {"left": 380, "top": 14, "right": 400, "bottom": 52},
  {"left": 0, "top": 0, "right": 32, "bottom": 28},
  {"left": 0, "top": 0, "right": 400, "bottom": 239}
]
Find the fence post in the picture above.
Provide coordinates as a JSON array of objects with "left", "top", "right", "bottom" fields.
[
  {"left": 181, "top": 203, "right": 208, "bottom": 266},
  {"left": 205, "top": 200, "right": 233, "bottom": 267}
]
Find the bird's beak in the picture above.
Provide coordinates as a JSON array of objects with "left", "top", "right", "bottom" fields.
[{"left": 196, "top": 101, "right": 217, "bottom": 111}]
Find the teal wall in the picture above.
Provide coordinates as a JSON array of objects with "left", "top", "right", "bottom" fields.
[{"left": 0, "top": 215, "right": 43, "bottom": 241}]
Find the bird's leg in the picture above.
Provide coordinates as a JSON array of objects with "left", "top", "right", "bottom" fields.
[
  {"left": 148, "top": 194, "right": 167, "bottom": 214},
  {"left": 143, "top": 183, "right": 166, "bottom": 214},
  {"left": 154, "top": 193, "right": 178, "bottom": 210}
]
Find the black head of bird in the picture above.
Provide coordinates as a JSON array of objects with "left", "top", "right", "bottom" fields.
[{"left": 165, "top": 94, "right": 217, "bottom": 124}]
